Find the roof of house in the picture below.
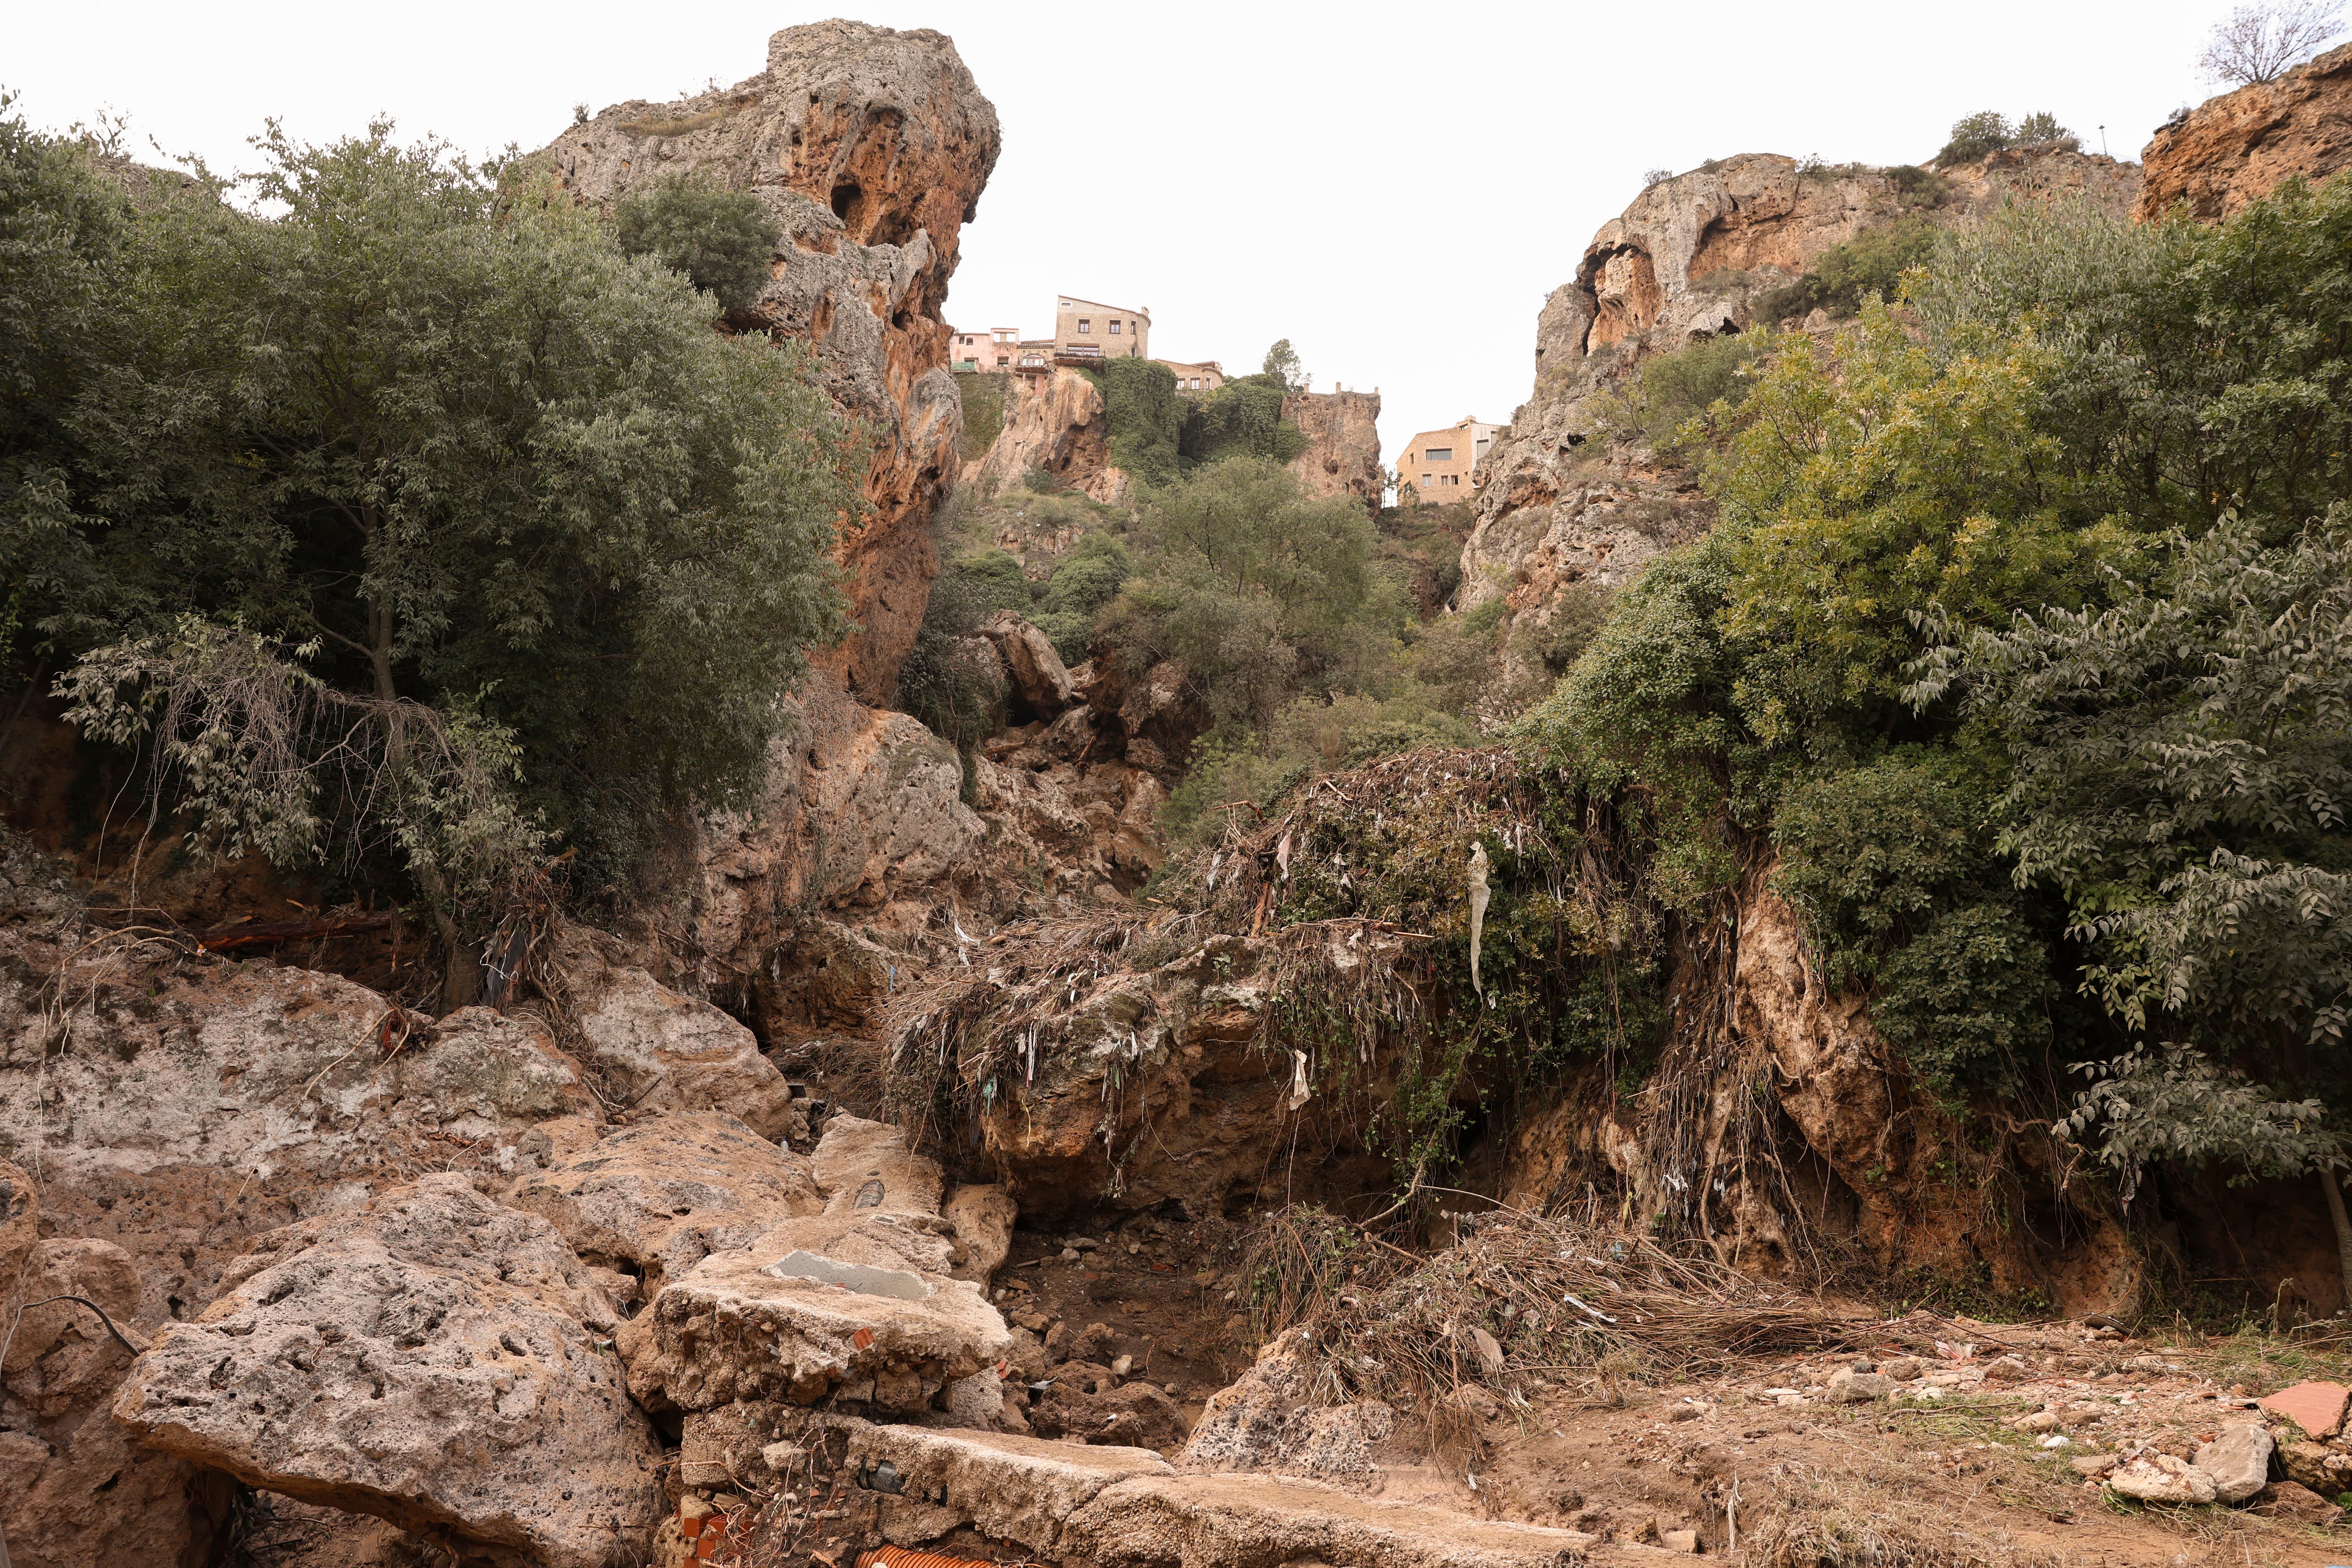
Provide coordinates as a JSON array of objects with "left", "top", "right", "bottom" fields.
[{"left": 1057, "top": 296, "right": 1149, "bottom": 318}]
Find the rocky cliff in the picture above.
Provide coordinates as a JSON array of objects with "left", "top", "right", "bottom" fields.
[
  {"left": 1459, "top": 150, "right": 2140, "bottom": 647},
  {"left": 540, "top": 21, "right": 1001, "bottom": 699},
  {"left": 2138, "top": 40, "right": 2352, "bottom": 221},
  {"left": 960, "top": 368, "right": 1131, "bottom": 504},
  {"left": 1282, "top": 388, "right": 1383, "bottom": 511}
]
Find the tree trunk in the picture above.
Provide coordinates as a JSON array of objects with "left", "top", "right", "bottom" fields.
[
  {"left": 2320, "top": 1167, "right": 2352, "bottom": 1311},
  {"left": 366, "top": 589, "right": 481, "bottom": 1015}
]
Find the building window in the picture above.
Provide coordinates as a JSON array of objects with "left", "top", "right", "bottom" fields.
[
  {"left": 1107, "top": 320, "right": 1120, "bottom": 334},
  {"left": 1077, "top": 319, "right": 1089, "bottom": 334},
  {"left": 1425, "top": 447, "right": 1453, "bottom": 462}
]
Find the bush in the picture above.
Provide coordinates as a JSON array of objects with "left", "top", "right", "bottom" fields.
[
  {"left": 1751, "top": 216, "right": 1940, "bottom": 323},
  {"left": 612, "top": 171, "right": 779, "bottom": 310},
  {"left": 2013, "top": 111, "right": 2080, "bottom": 151},
  {"left": 1180, "top": 373, "right": 1308, "bottom": 467},
  {"left": 1032, "top": 530, "right": 1131, "bottom": 663},
  {"left": 1936, "top": 111, "right": 2014, "bottom": 166},
  {"left": 1589, "top": 331, "right": 1771, "bottom": 454},
  {"left": 1089, "top": 357, "right": 1184, "bottom": 489},
  {"left": 959, "top": 372, "right": 1008, "bottom": 462}
]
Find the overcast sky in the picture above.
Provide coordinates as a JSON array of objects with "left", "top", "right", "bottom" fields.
[{"left": 14, "top": 0, "right": 2245, "bottom": 468}]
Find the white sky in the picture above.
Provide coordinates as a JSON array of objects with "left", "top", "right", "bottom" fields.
[{"left": 13, "top": 0, "right": 2239, "bottom": 470}]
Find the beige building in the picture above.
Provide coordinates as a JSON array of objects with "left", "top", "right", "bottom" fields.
[
  {"left": 1158, "top": 358, "right": 1225, "bottom": 393},
  {"left": 1396, "top": 415, "right": 1502, "bottom": 499},
  {"left": 1054, "top": 295, "right": 1149, "bottom": 361},
  {"left": 950, "top": 326, "right": 1020, "bottom": 370}
]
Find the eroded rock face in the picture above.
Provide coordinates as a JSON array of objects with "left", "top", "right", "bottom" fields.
[
  {"left": 550, "top": 926, "right": 797, "bottom": 1138},
  {"left": 979, "top": 611, "right": 1076, "bottom": 721},
  {"left": 540, "top": 21, "right": 1001, "bottom": 697},
  {"left": 962, "top": 368, "right": 1128, "bottom": 504},
  {"left": 2139, "top": 41, "right": 2352, "bottom": 222},
  {"left": 1729, "top": 888, "right": 2136, "bottom": 1313},
  {"left": 113, "top": 1175, "right": 660, "bottom": 1568},
  {"left": 1283, "top": 389, "right": 1383, "bottom": 511},
  {"left": 1461, "top": 151, "right": 2139, "bottom": 660},
  {"left": 1182, "top": 1330, "right": 1393, "bottom": 1484},
  {"left": 506, "top": 1111, "right": 825, "bottom": 1294}
]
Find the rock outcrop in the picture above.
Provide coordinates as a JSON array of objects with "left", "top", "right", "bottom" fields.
[
  {"left": 614, "top": 1119, "right": 1009, "bottom": 1416},
  {"left": 114, "top": 1175, "right": 661, "bottom": 1568},
  {"left": 507, "top": 1111, "right": 826, "bottom": 1295},
  {"left": 1460, "top": 150, "right": 2139, "bottom": 653},
  {"left": 540, "top": 21, "right": 1002, "bottom": 697},
  {"left": 1283, "top": 388, "right": 1383, "bottom": 511},
  {"left": 961, "top": 368, "right": 1129, "bottom": 504},
  {"left": 978, "top": 611, "right": 1076, "bottom": 720},
  {"left": 2139, "top": 41, "right": 2352, "bottom": 221}
]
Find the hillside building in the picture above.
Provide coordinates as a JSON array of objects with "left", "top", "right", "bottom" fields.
[
  {"left": 951, "top": 326, "right": 1019, "bottom": 370},
  {"left": 1159, "top": 359, "right": 1226, "bottom": 393},
  {"left": 1397, "top": 416, "right": 1502, "bottom": 498},
  {"left": 1054, "top": 295, "right": 1149, "bottom": 361}
]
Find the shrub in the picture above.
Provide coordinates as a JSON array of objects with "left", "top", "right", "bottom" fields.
[
  {"left": 1589, "top": 330, "right": 1771, "bottom": 454},
  {"left": 1936, "top": 111, "right": 2014, "bottom": 166},
  {"left": 958, "top": 372, "right": 1008, "bottom": 462},
  {"left": 1751, "top": 216, "right": 1940, "bottom": 323},
  {"left": 2013, "top": 111, "right": 2080, "bottom": 151},
  {"left": 1180, "top": 374, "right": 1308, "bottom": 467},
  {"left": 1033, "top": 530, "right": 1131, "bottom": 662},
  {"left": 612, "top": 170, "right": 779, "bottom": 310},
  {"left": 1089, "top": 357, "right": 1184, "bottom": 488}
]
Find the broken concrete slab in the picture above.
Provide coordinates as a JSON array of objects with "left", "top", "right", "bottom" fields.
[
  {"left": 506, "top": 1110, "right": 823, "bottom": 1292},
  {"left": 845, "top": 1425, "right": 1174, "bottom": 1558},
  {"left": 112, "top": 1174, "right": 660, "bottom": 1568},
  {"left": 617, "top": 1220, "right": 1010, "bottom": 1413},
  {"left": 2106, "top": 1451, "right": 2218, "bottom": 1504},
  {"left": 841, "top": 1425, "right": 1599, "bottom": 1568}
]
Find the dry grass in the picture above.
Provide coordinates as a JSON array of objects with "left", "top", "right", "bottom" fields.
[{"left": 1294, "top": 1209, "right": 1944, "bottom": 1408}]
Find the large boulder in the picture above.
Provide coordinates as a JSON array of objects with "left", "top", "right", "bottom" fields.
[
  {"left": 112, "top": 1175, "right": 661, "bottom": 1568},
  {"left": 550, "top": 926, "right": 796, "bottom": 1139},
  {"left": 615, "top": 1216, "right": 1010, "bottom": 1415},
  {"left": 2139, "top": 41, "right": 2352, "bottom": 222},
  {"left": 810, "top": 1113, "right": 945, "bottom": 1218},
  {"left": 539, "top": 21, "right": 1001, "bottom": 698},
  {"left": 2192, "top": 1423, "right": 2274, "bottom": 1505},
  {"left": 505, "top": 1111, "right": 825, "bottom": 1294},
  {"left": 979, "top": 611, "right": 1076, "bottom": 720}
]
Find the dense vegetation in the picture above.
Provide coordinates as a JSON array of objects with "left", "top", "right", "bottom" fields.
[
  {"left": 1525, "top": 170, "right": 2352, "bottom": 1234},
  {"left": 0, "top": 115, "right": 845, "bottom": 1002}
]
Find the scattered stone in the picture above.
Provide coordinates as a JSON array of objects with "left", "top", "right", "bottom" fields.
[
  {"left": 1661, "top": 1528, "right": 1700, "bottom": 1553},
  {"left": 1825, "top": 1370, "right": 1893, "bottom": 1403},
  {"left": 1980, "top": 1355, "right": 2033, "bottom": 1384},
  {"left": 112, "top": 1175, "right": 660, "bottom": 1568},
  {"left": 2190, "top": 1423, "right": 2273, "bottom": 1504},
  {"left": 2069, "top": 1454, "right": 2118, "bottom": 1478},
  {"left": 942, "top": 1183, "right": 1017, "bottom": 1283},
  {"left": 2258, "top": 1378, "right": 2352, "bottom": 1439},
  {"left": 810, "top": 1114, "right": 946, "bottom": 1218},
  {"left": 2015, "top": 1411, "right": 2059, "bottom": 1433},
  {"left": 1879, "top": 1355, "right": 1923, "bottom": 1382},
  {"left": 2107, "top": 1452, "right": 2219, "bottom": 1505}
]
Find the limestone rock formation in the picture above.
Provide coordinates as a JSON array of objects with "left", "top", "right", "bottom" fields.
[
  {"left": 1461, "top": 151, "right": 2139, "bottom": 651},
  {"left": 548, "top": 925, "right": 798, "bottom": 1139},
  {"left": 506, "top": 1111, "right": 825, "bottom": 1294},
  {"left": 113, "top": 1175, "right": 661, "bottom": 1568},
  {"left": 2139, "top": 41, "right": 2352, "bottom": 221},
  {"left": 979, "top": 611, "right": 1077, "bottom": 720},
  {"left": 1182, "top": 1330, "right": 1393, "bottom": 1484},
  {"left": 1283, "top": 388, "right": 1383, "bottom": 511},
  {"left": 810, "top": 1114, "right": 945, "bottom": 1218},
  {"left": 941, "top": 1183, "right": 1017, "bottom": 1283},
  {"left": 615, "top": 1219, "right": 1010, "bottom": 1414},
  {"left": 961, "top": 368, "right": 1129, "bottom": 504},
  {"left": 540, "top": 21, "right": 1001, "bottom": 697}
]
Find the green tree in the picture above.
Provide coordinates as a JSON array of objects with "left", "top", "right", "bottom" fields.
[
  {"left": 612, "top": 169, "right": 780, "bottom": 311},
  {"left": 1936, "top": 111, "right": 2013, "bottom": 165},
  {"left": 1103, "top": 456, "right": 1398, "bottom": 729},
  {"left": 35, "top": 122, "right": 850, "bottom": 1001},
  {"left": 1261, "top": 337, "right": 1307, "bottom": 391},
  {"left": 1180, "top": 373, "right": 1307, "bottom": 467},
  {"left": 1089, "top": 356, "right": 1184, "bottom": 488}
]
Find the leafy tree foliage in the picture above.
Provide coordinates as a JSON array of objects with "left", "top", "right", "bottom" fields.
[
  {"left": 1750, "top": 215, "right": 1940, "bottom": 323},
  {"left": 612, "top": 170, "right": 781, "bottom": 311},
  {"left": 1180, "top": 374, "right": 1308, "bottom": 467},
  {"left": 1261, "top": 337, "right": 1307, "bottom": 391},
  {"left": 1088, "top": 356, "right": 1184, "bottom": 488},
  {"left": 1, "top": 116, "right": 851, "bottom": 995}
]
